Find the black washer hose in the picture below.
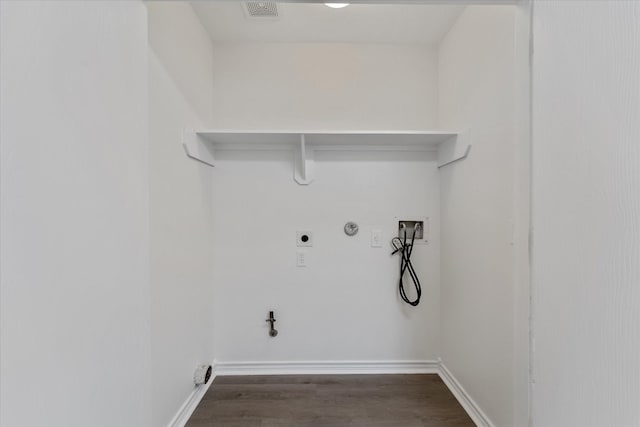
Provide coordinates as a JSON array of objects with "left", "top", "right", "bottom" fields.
[{"left": 396, "top": 228, "right": 422, "bottom": 306}]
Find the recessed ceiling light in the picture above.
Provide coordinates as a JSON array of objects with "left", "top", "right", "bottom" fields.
[{"left": 325, "top": 3, "right": 350, "bottom": 8}]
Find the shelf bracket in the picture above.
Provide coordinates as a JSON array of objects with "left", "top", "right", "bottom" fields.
[
  {"left": 183, "top": 130, "right": 215, "bottom": 167},
  {"left": 437, "top": 130, "right": 471, "bottom": 168},
  {"left": 294, "top": 134, "right": 314, "bottom": 185}
]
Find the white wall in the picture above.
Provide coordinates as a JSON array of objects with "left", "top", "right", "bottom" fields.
[
  {"left": 146, "top": 3, "right": 216, "bottom": 426},
  {"left": 0, "top": 2, "right": 151, "bottom": 426},
  {"left": 208, "top": 39, "right": 441, "bottom": 364},
  {"left": 531, "top": 2, "right": 640, "bottom": 426},
  {"left": 210, "top": 42, "right": 438, "bottom": 130},
  {"left": 437, "top": 6, "right": 518, "bottom": 427},
  {"left": 512, "top": 2, "right": 531, "bottom": 426},
  {"left": 147, "top": 2, "right": 214, "bottom": 123},
  {"left": 211, "top": 149, "right": 441, "bottom": 363}
]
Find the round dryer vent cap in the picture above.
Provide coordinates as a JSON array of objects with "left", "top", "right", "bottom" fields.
[{"left": 194, "top": 365, "right": 212, "bottom": 385}]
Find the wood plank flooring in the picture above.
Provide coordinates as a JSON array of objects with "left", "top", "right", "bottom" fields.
[{"left": 186, "top": 374, "right": 475, "bottom": 427}]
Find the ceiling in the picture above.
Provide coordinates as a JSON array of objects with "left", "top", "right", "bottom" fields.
[{"left": 190, "top": 2, "right": 464, "bottom": 44}]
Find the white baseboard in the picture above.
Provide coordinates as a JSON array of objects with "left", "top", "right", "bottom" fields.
[
  {"left": 215, "top": 360, "right": 440, "bottom": 376},
  {"left": 438, "top": 362, "right": 495, "bottom": 427},
  {"left": 167, "top": 361, "right": 216, "bottom": 427}
]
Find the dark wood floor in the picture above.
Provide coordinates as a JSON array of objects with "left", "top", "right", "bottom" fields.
[{"left": 186, "top": 374, "right": 475, "bottom": 427}]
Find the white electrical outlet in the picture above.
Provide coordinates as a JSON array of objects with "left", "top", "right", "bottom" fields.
[
  {"left": 371, "top": 229, "right": 383, "bottom": 248},
  {"left": 296, "top": 251, "right": 307, "bottom": 267}
]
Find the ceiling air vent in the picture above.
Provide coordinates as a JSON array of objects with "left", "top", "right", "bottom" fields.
[{"left": 243, "top": 2, "right": 279, "bottom": 18}]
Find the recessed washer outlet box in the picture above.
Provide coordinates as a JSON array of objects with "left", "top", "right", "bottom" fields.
[
  {"left": 396, "top": 217, "right": 429, "bottom": 244},
  {"left": 297, "top": 230, "right": 313, "bottom": 247}
]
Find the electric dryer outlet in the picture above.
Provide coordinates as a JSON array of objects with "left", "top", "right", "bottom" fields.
[{"left": 296, "top": 230, "right": 313, "bottom": 247}]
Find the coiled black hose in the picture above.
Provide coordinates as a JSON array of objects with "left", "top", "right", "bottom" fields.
[{"left": 391, "top": 228, "right": 422, "bottom": 306}]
